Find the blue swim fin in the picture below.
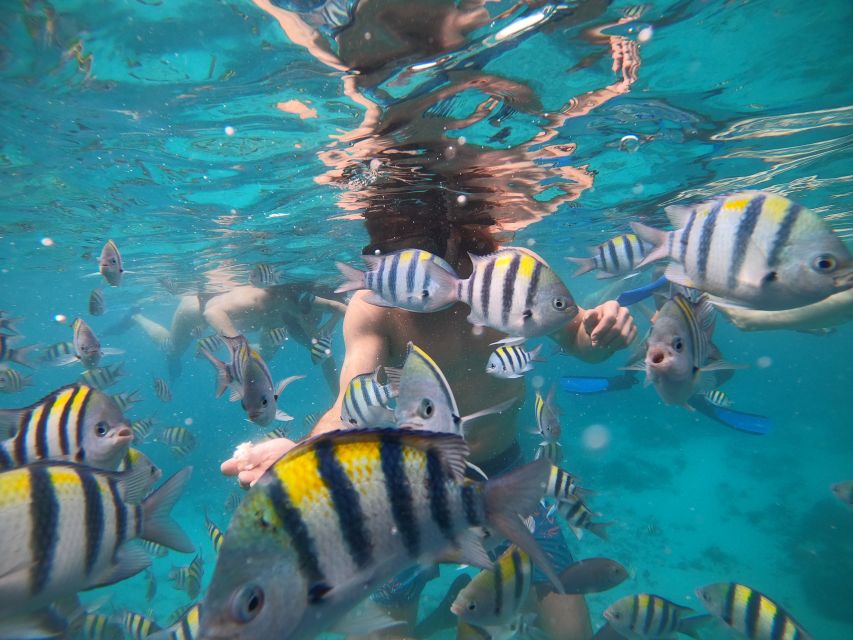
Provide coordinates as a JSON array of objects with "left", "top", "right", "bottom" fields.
[
  {"left": 688, "top": 395, "right": 772, "bottom": 435},
  {"left": 560, "top": 374, "right": 638, "bottom": 395},
  {"left": 616, "top": 275, "right": 668, "bottom": 306}
]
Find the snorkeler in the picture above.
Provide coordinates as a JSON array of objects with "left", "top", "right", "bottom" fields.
[{"left": 110, "top": 284, "right": 347, "bottom": 393}]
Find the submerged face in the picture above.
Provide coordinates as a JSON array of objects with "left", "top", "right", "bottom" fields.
[{"left": 82, "top": 392, "right": 133, "bottom": 469}]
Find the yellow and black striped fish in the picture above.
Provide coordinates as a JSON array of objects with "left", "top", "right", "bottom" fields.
[
  {"left": 0, "top": 383, "right": 132, "bottom": 471},
  {"left": 0, "top": 366, "right": 32, "bottom": 393},
  {"left": 568, "top": 233, "right": 650, "bottom": 278},
  {"left": 544, "top": 464, "right": 586, "bottom": 502},
  {"left": 265, "top": 327, "right": 289, "bottom": 348},
  {"left": 0, "top": 462, "right": 193, "bottom": 621},
  {"left": 74, "top": 611, "right": 123, "bottom": 640},
  {"left": 98, "top": 239, "right": 124, "bottom": 287},
  {"left": 486, "top": 343, "right": 543, "bottom": 379},
  {"left": 200, "top": 429, "right": 560, "bottom": 639},
  {"left": 160, "top": 426, "right": 196, "bottom": 457},
  {"left": 552, "top": 494, "right": 611, "bottom": 540},
  {"left": 205, "top": 509, "right": 224, "bottom": 553},
  {"left": 310, "top": 333, "right": 333, "bottom": 365},
  {"left": 140, "top": 539, "right": 169, "bottom": 558},
  {"left": 605, "top": 593, "right": 708, "bottom": 639},
  {"left": 632, "top": 191, "right": 853, "bottom": 310},
  {"left": 303, "top": 413, "right": 319, "bottom": 430},
  {"left": 170, "top": 553, "right": 204, "bottom": 599},
  {"left": 703, "top": 389, "right": 732, "bottom": 407},
  {"left": 41, "top": 340, "right": 75, "bottom": 364},
  {"left": 697, "top": 583, "right": 813, "bottom": 640},
  {"left": 121, "top": 610, "right": 161, "bottom": 640},
  {"left": 249, "top": 262, "right": 281, "bottom": 287},
  {"left": 264, "top": 426, "right": 288, "bottom": 440},
  {"left": 147, "top": 603, "right": 200, "bottom": 640},
  {"left": 534, "top": 441, "right": 562, "bottom": 465},
  {"left": 131, "top": 417, "right": 155, "bottom": 442},
  {"left": 196, "top": 334, "right": 224, "bottom": 355},
  {"left": 80, "top": 362, "right": 124, "bottom": 390},
  {"left": 89, "top": 288, "right": 106, "bottom": 316},
  {"left": 341, "top": 366, "right": 400, "bottom": 427},
  {"left": 153, "top": 376, "right": 172, "bottom": 402},
  {"left": 111, "top": 389, "right": 142, "bottom": 412},
  {"left": 118, "top": 447, "right": 162, "bottom": 494},
  {"left": 451, "top": 545, "right": 532, "bottom": 628},
  {"left": 0, "top": 334, "right": 37, "bottom": 368}
]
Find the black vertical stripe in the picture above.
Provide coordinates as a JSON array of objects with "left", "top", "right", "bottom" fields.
[
  {"left": 680, "top": 210, "right": 697, "bottom": 264},
  {"left": 493, "top": 556, "right": 504, "bottom": 617},
  {"left": 624, "top": 235, "right": 635, "bottom": 268},
  {"left": 79, "top": 467, "right": 104, "bottom": 576},
  {"left": 376, "top": 255, "right": 386, "bottom": 297},
  {"left": 467, "top": 265, "right": 477, "bottom": 307},
  {"left": 630, "top": 595, "right": 640, "bottom": 632},
  {"left": 379, "top": 434, "right": 420, "bottom": 556},
  {"left": 426, "top": 448, "right": 454, "bottom": 542},
  {"left": 511, "top": 548, "right": 525, "bottom": 605},
  {"left": 387, "top": 253, "right": 401, "bottom": 303},
  {"left": 76, "top": 386, "right": 94, "bottom": 454},
  {"left": 109, "top": 478, "right": 127, "bottom": 554},
  {"left": 523, "top": 261, "right": 542, "bottom": 315},
  {"left": 405, "top": 254, "right": 419, "bottom": 294},
  {"left": 643, "top": 595, "right": 656, "bottom": 634},
  {"left": 14, "top": 409, "right": 31, "bottom": 464},
  {"left": 460, "top": 484, "right": 482, "bottom": 527},
  {"left": 0, "top": 444, "right": 12, "bottom": 470},
  {"left": 728, "top": 195, "right": 765, "bottom": 290},
  {"left": 34, "top": 395, "right": 53, "bottom": 461},
  {"left": 501, "top": 254, "right": 521, "bottom": 326},
  {"left": 313, "top": 439, "right": 372, "bottom": 569},
  {"left": 770, "top": 610, "right": 787, "bottom": 640},
  {"left": 58, "top": 387, "right": 79, "bottom": 455},
  {"left": 745, "top": 589, "right": 762, "bottom": 638},
  {"left": 767, "top": 203, "right": 802, "bottom": 267},
  {"left": 597, "top": 245, "right": 606, "bottom": 272},
  {"left": 697, "top": 200, "right": 723, "bottom": 281},
  {"left": 480, "top": 259, "right": 495, "bottom": 322},
  {"left": 423, "top": 259, "right": 432, "bottom": 291},
  {"left": 657, "top": 599, "right": 670, "bottom": 636},
  {"left": 723, "top": 583, "right": 736, "bottom": 625},
  {"left": 553, "top": 469, "right": 564, "bottom": 499},
  {"left": 29, "top": 465, "right": 60, "bottom": 595},
  {"left": 265, "top": 474, "right": 324, "bottom": 584},
  {"left": 607, "top": 240, "right": 619, "bottom": 272}
]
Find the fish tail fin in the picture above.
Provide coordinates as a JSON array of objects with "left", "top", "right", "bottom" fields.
[
  {"left": 566, "top": 256, "right": 596, "bottom": 277},
  {"left": 678, "top": 614, "right": 711, "bottom": 639},
  {"left": 587, "top": 521, "right": 613, "bottom": 541},
  {"left": 9, "top": 343, "right": 39, "bottom": 368},
  {"left": 630, "top": 222, "right": 671, "bottom": 267},
  {"left": 196, "top": 348, "right": 231, "bottom": 398},
  {"left": 483, "top": 458, "right": 563, "bottom": 593},
  {"left": 141, "top": 467, "right": 194, "bottom": 553},
  {"left": 0, "top": 317, "right": 21, "bottom": 334},
  {"left": 334, "top": 261, "right": 365, "bottom": 293},
  {"left": 529, "top": 343, "right": 547, "bottom": 363}
]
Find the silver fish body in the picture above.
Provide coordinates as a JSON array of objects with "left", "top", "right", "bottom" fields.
[
  {"left": 98, "top": 239, "right": 124, "bottom": 287},
  {"left": 310, "top": 334, "right": 333, "bottom": 365},
  {"left": 486, "top": 344, "right": 543, "bottom": 379},
  {"left": 568, "top": 233, "right": 650, "bottom": 278},
  {"left": 605, "top": 593, "right": 706, "bottom": 640},
  {"left": 696, "top": 583, "right": 812, "bottom": 640},
  {"left": 89, "top": 288, "right": 106, "bottom": 316},
  {"left": 153, "top": 377, "right": 172, "bottom": 402},
  {"left": 249, "top": 263, "right": 281, "bottom": 287},
  {"left": 632, "top": 191, "right": 853, "bottom": 310},
  {"left": 0, "top": 367, "right": 31, "bottom": 393},
  {"left": 80, "top": 363, "right": 124, "bottom": 390},
  {"left": 341, "top": 366, "right": 399, "bottom": 427}
]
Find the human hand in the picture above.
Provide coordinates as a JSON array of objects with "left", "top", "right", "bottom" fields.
[
  {"left": 220, "top": 437, "right": 296, "bottom": 488},
  {"left": 582, "top": 300, "right": 637, "bottom": 350}
]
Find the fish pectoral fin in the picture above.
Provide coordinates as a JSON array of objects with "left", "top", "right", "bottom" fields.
[
  {"left": 274, "top": 375, "right": 305, "bottom": 398},
  {"left": 330, "top": 598, "right": 404, "bottom": 636},
  {"left": 85, "top": 544, "right": 150, "bottom": 590},
  {"left": 228, "top": 387, "right": 244, "bottom": 402},
  {"left": 701, "top": 360, "right": 747, "bottom": 372},
  {"left": 361, "top": 292, "right": 400, "bottom": 308},
  {"left": 489, "top": 336, "right": 526, "bottom": 346},
  {"left": 274, "top": 409, "right": 294, "bottom": 422},
  {"left": 619, "top": 363, "right": 646, "bottom": 371},
  {"left": 454, "top": 530, "right": 492, "bottom": 571},
  {"left": 100, "top": 347, "right": 125, "bottom": 356},
  {"left": 663, "top": 262, "right": 697, "bottom": 288},
  {"left": 52, "top": 354, "right": 80, "bottom": 366}
]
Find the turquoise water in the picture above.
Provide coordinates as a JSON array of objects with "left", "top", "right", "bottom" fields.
[{"left": 1, "top": 0, "right": 852, "bottom": 638}]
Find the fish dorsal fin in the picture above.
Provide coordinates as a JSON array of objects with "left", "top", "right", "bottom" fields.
[
  {"left": 361, "top": 254, "right": 384, "bottom": 270},
  {"left": 664, "top": 203, "right": 694, "bottom": 228}
]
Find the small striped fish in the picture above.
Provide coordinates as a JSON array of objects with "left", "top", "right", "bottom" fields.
[
  {"left": 131, "top": 417, "right": 155, "bottom": 442},
  {"left": 118, "top": 448, "right": 162, "bottom": 494},
  {"left": 303, "top": 413, "right": 319, "bottom": 430},
  {"left": 0, "top": 312, "right": 20, "bottom": 335},
  {"left": 0, "top": 334, "right": 37, "bottom": 368},
  {"left": 534, "top": 441, "right": 563, "bottom": 465},
  {"left": 196, "top": 334, "right": 224, "bottom": 354},
  {"left": 141, "top": 539, "right": 169, "bottom": 557},
  {"left": 605, "top": 593, "right": 708, "bottom": 639},
  {"left": 697, "top": 583, "right": 813, "bottom": 640},
  {"left": 0, "top": 463, "right": 193, "bottom": 619},
  {"left": 80, "top": 362, "right": 124, "bottom": 389},
  {"left": 75, "top": 611, "right": 123, "bottom": 640},
  {"left": 145, "top": 567, "right": 157, "bottom": 601},
  {"left": 265, "top": 327, "right": 289, "bottom": 347},
  {"left": 160, "top": 426, "right": 196, "bottom": 456},
  {"left": 703, "top": 389, "right": 732, "bottom": 407},
  {"left": 831, "top": 480, "right": 853, "bottom": 507},
  {"left": 89, "top": 288, "right": 106, "bottom": 316},
  {"left": 41, "top": 340, "right": 75, "bottom": 364},
  {"left": 69, "top": 317, "right": 117, "bottom": 369},
  {"left": 534, "top": 387, "right": 561, "bottom": 444},
  {"left": 200, "top": 430, "right": 561, "bottom": 639},
  {"left": 249, "top": 262, "right": 281, "bottom": 287},
  {"left": 544, "top": 465, "right": 585, "bottom": 501},
  {"left": 568, "top": 233, "right": 650, "bottom": 279},
  {"left": 111, "top": 389, "right": 142, "bottom": 412},
  {"left": 147, "top": 603, "right": 200, "bottom": 640},
  {"left": 153, "top": 377, "right": 172, "bottom": 402},
  {"left": 310, "top": 333, "right": 333, "bottom": 364},
  {"left": 121, "top": 611, "right": 161, "bottom": 640},
  {"left": 0, "top": 383, "right": 132, "bottom": 471},
  {"left": 486, "top": 343, "right": 543, "bottom": 379},
  {"left": 632, "top": 191, "right": 853, "bottom": 310},
  {"left": 0, "top": 366, "right": 31, "bottom": 393},
  {"left": 451, "top": 545, "right": 532, "bottom": 628},
  {"left": 335, "top": 249, "right": 460, "bottom": 313},
  {"left": 552, "top": 494, "right": 610, "bottom": 540},
  {"left": 205, "top": 510, "right": 224, "bottom": 553},
  {"left": 224, "top": 490, "right": 242, "bottom": 511},
  {"left": 264, "top": 426, "right": 288, "bottom": 440},
  {"left": 98, "top": 239, "right": 124, "bottom": 287},
  {"left": 341, "top": 366, "right": 400, "bottom": 427},
  {"left": 169, "top": 553, "right": 204, "bottom": 599},
  {"left": 457, "top": 248, "right": 578, "bottom": 342}
]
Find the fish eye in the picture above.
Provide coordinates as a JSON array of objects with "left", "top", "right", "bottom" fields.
[
  {"left": 230, "top": 584, "right": 265, "bottom": 623},
  {"left": 95, "top": 421, "right": 109, "bottom": 437},
  {"left": 612, "top": 611, "right": 621, "bottom": 620},
  {"left": 110, "top": 258, "right": 117, "bottom": 265},
  {"left": 419, "top": 399, "right": 434, "bottom": 418},
  {"left": 552, "top": 297, "right": 568, "bottom": 310},
  {"left": 812, "top": 254, "right": 837, "bottom": 272},
  {"left": 262, "top": 397, "right": 268, "bottom": 407},
  {"left": 421, "top": 289, "right": 430, "bottom": 299},
  {"left": 467, "top": 601, "right": 477, "bottom": 611},
  {"left": 672, "top": 337, "right": 683, "bottom": 352}
]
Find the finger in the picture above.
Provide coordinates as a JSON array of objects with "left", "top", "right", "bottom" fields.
[
  {"left": 591, "top": 314, "right": 617, "bottom": 344},
  {"left": 238, "top": 470, "right": 257, "bottom": 489},
  {"left": 583, "top": 309, "right": 600, "bottom": 336},
  {"left": 221, "top": 458, "right": 239, "bottom": 476}
]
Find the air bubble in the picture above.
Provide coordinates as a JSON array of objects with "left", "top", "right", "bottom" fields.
[
  {"left": 619, "top": 135, "right": 640, "bottom": 153},
  {"left": 638, "top": 27, "right": 653, "bottom": 43},
  {"left": 456, "top": 195, "right": 467, "bottom": 205},
  {"left": 757, "top": 356, "right": 772, "bottom": 368},
  {"left": 224, "top": 126, "right": 235, "bottom": 136},
  {"left": 41, "top": 237, "right": 54, "bottom": 247},
  {"left": 582, "top": 424, "right": 611, "bottom": 451},
  {"left": 54, "top": 314, "right": 67, "bottom": 323}
]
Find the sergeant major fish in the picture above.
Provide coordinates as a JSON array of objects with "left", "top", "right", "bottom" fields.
[
  {"left": 696, "top": 583, "right": 813, "bottom": 640},
  {"left": 153, "top": 377, "right": 172, "bottom": 403},
  {"left": 533, "top": 387, "right": 561, "bottom": 446},
  {"left": 631, "top": 191, "right": 853, "bottom": 311},
  {"left": 0, "top": 462, "right": 193, "bottom": 633},
  {"left": 0, "top": 367, "right": 32, "bottom": 393},
  {"left": 341, "top": 365, "right": 401, "bottom": 427},
  {"left": 121, "top": 611, "right": 161, "bottom": 640},
  {"left": 80, "top": 363, "right": 124, "bottom": 390},
  {"left": 0, "top": 383, "right": 132, "bottom": 471},
  {"left": 89, "top": 288, "right": 106, "bottom": 316},
  {"left": 147, "top": 603, "right": 200, "bottom": 640},
  {"left": 97, "top": 239, "right": 124, "bottom": 287},
  {"left": 310, "top": 334, "right": 333, "bottom": 365},
  {"left": 111, "top": 389, "right": 142, "bottom": 412},
  {"left": 486, "top": 343, "right": 544, "bottom": 379},
  {"left": 568, "top": 233, "right": 650, "bottom": 279},
  {"left": 249, "top": 262, "right": 282, "bottom": 287},
  {"left": 198, "top": 430, "right": 562, "bottom": 639},
  {"left": 335, "top": 249, "right": 460, "bottom": 313},
  {"left": 169, "top": 553, "right": 204, "bottom": 600},
  {"left": 604, "top": 593, "right": 708, "bottom": 639},
  {"left": 54, "top": 318, "right": 122, "bottom": 369},
  {"left": 0, "top": 335, "right": 37, "bottom": 368}
]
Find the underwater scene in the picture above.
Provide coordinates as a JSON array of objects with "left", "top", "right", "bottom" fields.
[{"left": 1, "top": 0, "right": 851, "bottom": 639}]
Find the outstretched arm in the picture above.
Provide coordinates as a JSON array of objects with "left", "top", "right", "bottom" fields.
[{"left": 553, "top": 300, "right": 637, "bottom": 363}]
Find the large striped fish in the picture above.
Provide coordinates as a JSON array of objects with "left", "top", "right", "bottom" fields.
[
  {"left": 568, "top": 233, "right": 650, "bottom": 279},
  {"left": 335, "top": 249, "right": 460, "bottom": 313},
  {"left": 341, "top": 366, "right": 400, "bottom": 427},
  {"left": 632, "top": 191, "right": 853, "bottom": 311},
  {"left": 0, "top": 384, "right": 132, "bottom": 471},
  {"left": 604, "top": 593, "right": 708, "bottom": 639},
  {"left": 147, "top": 603, "right": 200, "bottom": 640},
  {"left": 455, "top": 248, "right": 578, "bottom": 343},
  {"left": 628, "top": 292, "right": 740, "bottom": 407},
  {"left": 394, "top": 343, "right": 517, "bottom": 435},
  {"left": 199, "top": 429, "right": 561, "bottom": 639},
  {"left": 696, "top": 583, "right": 813, "bottom": 640},
  {"left": 0, "top": 462, "right": 193, "bottom": 631}
]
